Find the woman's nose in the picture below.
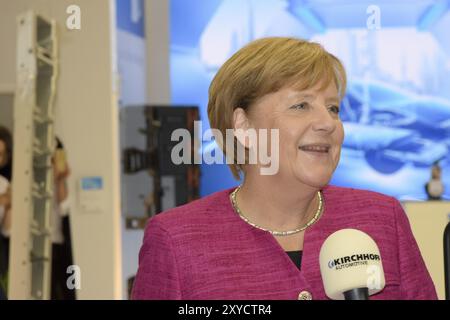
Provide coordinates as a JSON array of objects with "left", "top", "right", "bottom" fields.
[{"left": 311, "top": 107, "right": 337, "bottom": 134}]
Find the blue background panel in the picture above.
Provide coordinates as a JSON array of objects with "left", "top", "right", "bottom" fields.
[{"left": 170, "top": 0, "right": 450, "bottom": 200}]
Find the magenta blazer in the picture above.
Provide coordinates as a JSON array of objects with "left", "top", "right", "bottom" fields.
[{"left": 132, "top": 185, "right": 437, "bottom": 300}]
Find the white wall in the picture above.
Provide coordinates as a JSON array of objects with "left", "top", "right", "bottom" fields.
[
  {"left": 145, "top": 0, "right": 171, "bottom": 104},
  {"left": 119, "top": 0, "right": 171, "bottom": 299},
  {"left": 116, "top": 0, "right": 148, "bottom": 299},
  {"left": 403, "top": 201, "right": 450, "bottom": 300},
  {"left": 1, "top": 0, "right": 122, "bottom": 299}
]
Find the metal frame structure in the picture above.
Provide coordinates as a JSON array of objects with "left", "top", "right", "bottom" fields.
[{"left": 9, "top": 11, "right": 58, "bottom": 300}]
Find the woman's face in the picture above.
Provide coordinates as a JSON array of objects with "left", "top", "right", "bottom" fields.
[{"left": 246, "top": 81, "right": 344, "bottom": 188}]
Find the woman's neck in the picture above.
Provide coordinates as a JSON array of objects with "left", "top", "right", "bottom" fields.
[{"left": 236, "top": 173, "right": 320, "bottom": 231}]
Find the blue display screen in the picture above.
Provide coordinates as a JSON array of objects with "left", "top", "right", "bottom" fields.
[
  {"left": 170, "top": 0, "right": 450, "bottom": 200},
  {"left": 81, "top": 177, "right": 103, "bottom": 191}
]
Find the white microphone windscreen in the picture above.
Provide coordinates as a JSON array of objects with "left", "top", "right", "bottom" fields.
[{"left": 319, "top": 229, "right": 385, "bottom": 300}]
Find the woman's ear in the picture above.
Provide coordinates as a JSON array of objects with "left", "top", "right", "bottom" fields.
[
  {"left": 233, "top": 108, "right": 249, "bottom": 130},
  {"left": 233, "top": 107, "right": 252, "bottom": 149}
]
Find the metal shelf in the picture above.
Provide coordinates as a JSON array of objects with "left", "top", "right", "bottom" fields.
[{"left": 12, "top": 11, "right": 58, "bottom": 300}]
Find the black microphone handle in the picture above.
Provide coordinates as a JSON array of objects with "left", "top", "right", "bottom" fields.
[
  {"left": 343, "top": 288, "right": 369, "bottom": 300},
  {"left": 444, "top": 221, "right": 450, "bottom": 300}
]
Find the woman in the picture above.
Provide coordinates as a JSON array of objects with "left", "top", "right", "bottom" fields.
[{"left": 132, "top": 37, "right": 437, "bottom": 300}]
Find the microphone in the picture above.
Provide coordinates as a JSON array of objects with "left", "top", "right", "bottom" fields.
[
  {"left": 444, "top": 221, "right": 450, "bottom": 300},
  {"left": 319, "top": 229, "right": 385, "bottom": 300}
]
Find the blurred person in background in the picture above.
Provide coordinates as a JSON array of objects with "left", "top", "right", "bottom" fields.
[
  {"left": 0, "top": 130, "right": 75, "bottom": 299},
  {"left": 51, "top": 137, "right": 75, "bottom": 300},
  {"left": 425, "top": 162, "right": 444, "bottom": 200},
  {"left": 0, "top": 126, "right": 12, "bottom": 298}
]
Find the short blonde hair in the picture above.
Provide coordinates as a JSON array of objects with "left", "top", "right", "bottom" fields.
[{"left": 207, "top": 37, "right": 347, "bottom": 180}]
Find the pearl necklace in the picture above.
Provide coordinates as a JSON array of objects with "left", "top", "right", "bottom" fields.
[{"left": 230, "top": 186, "right": 324, "bottom": 236}]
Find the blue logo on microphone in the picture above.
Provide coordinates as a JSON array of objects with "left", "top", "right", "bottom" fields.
[{"left": 328, "top": 254, "right": 381, "bottom": 270}]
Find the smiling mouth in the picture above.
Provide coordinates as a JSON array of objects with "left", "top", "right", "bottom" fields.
[{"left": 298, "top": 144, "right": 331, "bottom": 153}]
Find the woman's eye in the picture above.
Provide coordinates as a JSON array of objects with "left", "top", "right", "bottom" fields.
[
  {"left": 290, "top": 102, "right": 308, "bottom": 110},
  {"left": 329, "top": 105, "right": 340, "bottom": 114}
]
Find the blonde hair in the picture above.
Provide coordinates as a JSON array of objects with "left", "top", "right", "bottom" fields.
[{"left": 207, "top": 37, "right": 347, "bottom": 180}]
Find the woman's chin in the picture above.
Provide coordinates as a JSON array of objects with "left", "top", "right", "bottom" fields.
[{"left": 293, "top": 172, "right": 332, "bottom": 189}]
